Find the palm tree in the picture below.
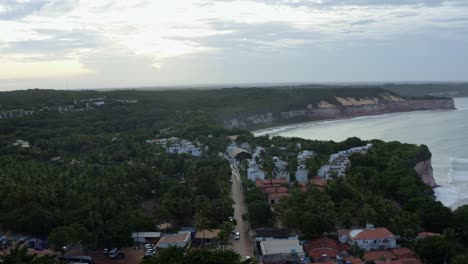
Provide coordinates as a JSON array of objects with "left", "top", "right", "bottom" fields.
[
  {"left": 217, "top": 222, "right": 235, "bottom": 250},
  {"left": 195, "top": 211, "right": 212, "bottom": 248}
]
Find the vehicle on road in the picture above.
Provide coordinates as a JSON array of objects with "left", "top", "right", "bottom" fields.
[
  {"left": 108, "top": 248, "right": 120, "bottom": 258},
  {"left": 234, "top": 232, "right": 240, "bottom": 240}
]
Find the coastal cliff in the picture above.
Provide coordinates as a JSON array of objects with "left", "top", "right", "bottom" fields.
[
  {"left": 224, "top": 95, "right": 456, "bottom": 129},
  {"left": 414, "top": 159, "right": 438, "bottom": 188}
]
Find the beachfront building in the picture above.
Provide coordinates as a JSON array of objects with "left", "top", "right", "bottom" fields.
[{"left": 318, "top": 144, "right": 372, "bottom": 179}]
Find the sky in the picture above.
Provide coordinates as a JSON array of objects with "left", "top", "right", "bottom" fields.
[{"left": 1, "top": 0, "right": 468, "bottom": 91}]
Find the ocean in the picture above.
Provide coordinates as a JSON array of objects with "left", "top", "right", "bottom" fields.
[{"left": 255, "top": 98, "right": 468, "bottom": 209}]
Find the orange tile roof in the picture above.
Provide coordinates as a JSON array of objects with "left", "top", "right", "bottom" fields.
[
  {"left": 305, "top": 237, "right": 342, "bottom": 252},
  {"left": 308, "top": 248, "right": 339, "bottom": 262},
  {"left": 352, "top": 228, "right": 395, "bottom": 240},
  {"left": 265, "top": 187, "right": 289, "bottom": 194},
  {"left": 312, "top": 177, "right": 327, "bottom": 187},
  {"left": 390, "top": 248, "right": 417, "bottom": 259},
  {"left": 363, "top": 250, "right": 396, "bottom": 262}
]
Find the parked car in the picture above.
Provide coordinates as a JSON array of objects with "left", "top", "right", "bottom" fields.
[
  {"left": 108, "top": 248, "right": 120, "bottom": 258},
  {"left": 234, "top": 232, "right": 240, "bottom": 240}
]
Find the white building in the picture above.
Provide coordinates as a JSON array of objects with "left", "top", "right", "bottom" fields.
[
  {"left": 156, "top": 233, "right": 191, "bottom": 248},
  {"left": 318, "top": 144, "right": 372, "bottom": 179},
  {"left": 260, "top": 239, "right": 305, "bottom": 259},
  {"left": 295, "top": 165, "right": 309, "bottom": 183},
  {"left": 247, "top": 160, "right": 267, "bottom": 181},
  {"left": 273, "top": 157, "right": 290, "bottom": 182},
  {"left": 147, "top": 137, "right": 203, "bottom": 157},
  {"left": 297, "top": 150, "right": 314, "bottom": 163},
  {"left": 338, "top": 224, "right": 396, "bottom": 251},
  {"left": 131, "top": 232, "right": 161, "bottom": 243}
]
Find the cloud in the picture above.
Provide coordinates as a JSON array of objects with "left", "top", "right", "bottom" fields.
[
  {"left": 0, "top": 0, "right": 467, "bottom": 89},
  {"left": 351, "top": 19, "right": 377, "bottom": 26}
]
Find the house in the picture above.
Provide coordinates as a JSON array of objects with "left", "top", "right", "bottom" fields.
[
  {"left": 156, "top": 233, "right": 191, "bottom": 248},
  {"left": 297, "top": 150, "right": 315, "bottom": 163},
  {"left": 247, "top": 160, "right": 266, "bottom": 181},
  {"left": 295, "top": 165, "right": 309, "bottom": 183},
  {"left": 260, "top": 239, "right": 305, "bottom": 260},
  {"left": 338, "top": 224, "right": 397, "bottom": 251},
  {"left": 390, "top": 248, "right": 418, "bottom": 260},
  {"left": 255, "top": 178, "right": 288, "bottom": 189},
  {"left": 255, "top": 228, "right": 297, "bottom": 242},
  {"left": 273, "top": 157, "right": 290, "bottom": 182},
  {"left": 131, "top": 232, "right": 161, "bottom": 243},
  {"left": 363, "top": 250, "right": 397, "bottom": 262},
  {"left": 194, "top": 229, "right": 221, "bottom": 246},
  {"left": 303, "top": 237, "right": 348, "bottom": 263}
]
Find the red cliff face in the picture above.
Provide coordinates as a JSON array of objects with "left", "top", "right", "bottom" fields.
[{"left": 414, "top": 159, "right": 438, "bottom": 188}]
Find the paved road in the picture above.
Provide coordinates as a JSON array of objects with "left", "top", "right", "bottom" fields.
[{"left": 227, "top": 159, "right": 254, "bottom": 258}]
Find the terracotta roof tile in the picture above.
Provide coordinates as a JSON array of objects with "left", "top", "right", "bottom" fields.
[
  {"left": 363, "top": 250, "right": 396, "bottom": 262},
  {"left": 390, "top": 247, "right": 417, "bottom": 259},
  {"left": 305, "top": 237, "right": 341, "bottom": 252},
  {"left": 308, "top": 248, "right": 339, "bottom": 262},
  {"left": 352, "top": 228, "right": 395, "bottom": 240}
]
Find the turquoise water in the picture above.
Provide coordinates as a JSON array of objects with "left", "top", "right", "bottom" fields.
[{"left": 255, "top": 98, "right": 468, "bottom": 209}]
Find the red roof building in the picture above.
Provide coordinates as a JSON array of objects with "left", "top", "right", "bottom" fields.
[
  {"left": 390, "top": 248, "right": 418, "bottom": 259},
  {"left": 363, "top": 250, "right": 397, "bottom": 262},
  {"left": 339, "top": 225, "right": 397, "bottom": 251}
]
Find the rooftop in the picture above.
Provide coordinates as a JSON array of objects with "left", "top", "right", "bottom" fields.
[
  {"left": 157, "top": 233, "right": 190, "bottom": 244},
  {"left": 194, "top": 229, "right": 221, "bottom": 239},
  {"left": 363, "top": 250, "right": 396, "bottom": 262},
  {"left": 351, "top": 227, "right": 395, "bottom": 240},
  {"left": 260, "top": 239, "right": 304, "bottom": 256}
]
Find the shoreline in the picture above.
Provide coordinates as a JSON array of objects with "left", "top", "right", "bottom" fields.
[{"left": 252, "top": 108, "right": 456, "bottom": 137}]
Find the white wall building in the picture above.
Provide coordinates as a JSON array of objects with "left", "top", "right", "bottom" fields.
[
  {"left": 338, "top": 224, "right": 397, "bottom": 251},
  {"left": 295, "top": 165, "right": 309, "bottom": 183}
]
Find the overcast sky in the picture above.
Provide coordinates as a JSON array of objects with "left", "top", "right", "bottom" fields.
[{"left": 1, "top": 0, "right": 467, "bottom": 90}]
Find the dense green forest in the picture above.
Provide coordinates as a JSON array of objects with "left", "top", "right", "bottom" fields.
[{"left": 0, "top": 87, "right": 417, "bottom": 126}]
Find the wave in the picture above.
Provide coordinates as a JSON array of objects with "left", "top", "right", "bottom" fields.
[
  {"left": 449, "top": 169, "right": 468, "bottom": 182},
  {"left": 451, "top": 157, "right": 468, "bottom": 163}
]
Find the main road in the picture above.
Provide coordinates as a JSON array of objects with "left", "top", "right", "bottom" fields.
[{"left": 226, "top": 158, "right": 255, "bottom": 259}]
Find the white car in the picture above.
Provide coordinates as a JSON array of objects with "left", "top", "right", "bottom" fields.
[
  {"left": 109, "top": 248, "right": 120, "bottom": 258},
  {"left": 234, "top": 232, "right": 240, "bottom": 240}
]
